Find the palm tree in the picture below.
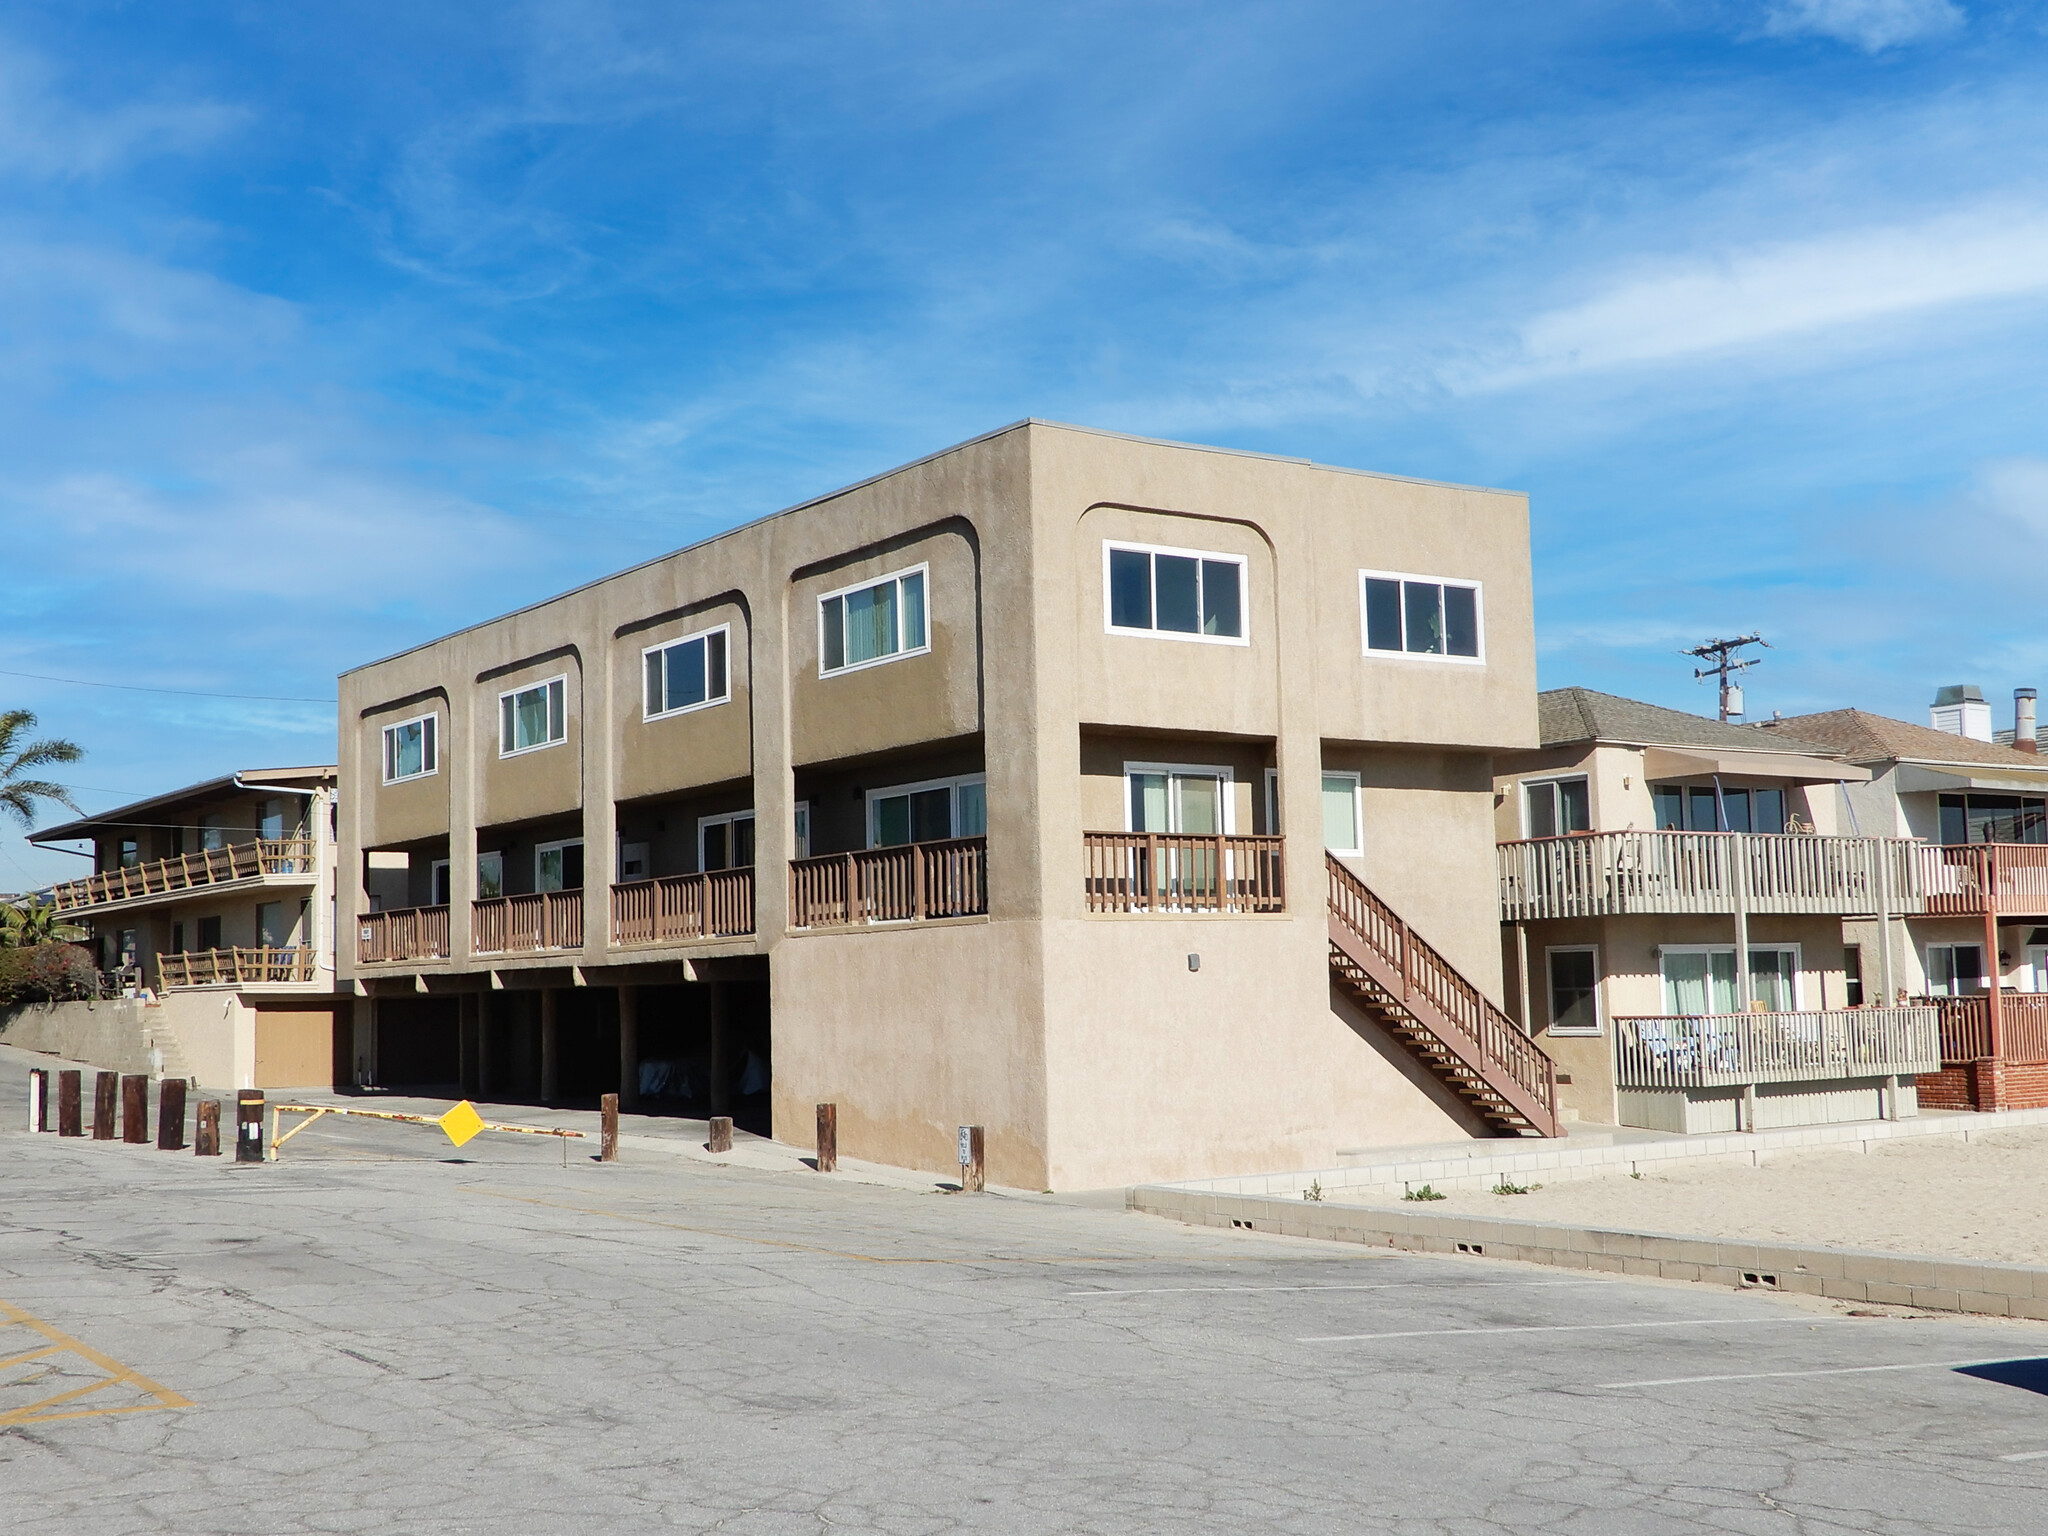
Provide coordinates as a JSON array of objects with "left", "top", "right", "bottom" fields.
[
  {"left": 0, "top": 709, "right": 83, "bottom": 828},
  {"left": 1, "top": 901, "right": 85, "bottom": 948}
]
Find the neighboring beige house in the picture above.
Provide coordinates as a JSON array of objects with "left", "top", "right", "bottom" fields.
[
  {"left": 24, "top": 767, "right": 347, "bottom": 1091},
  {"left": 1760, "top": 700, "right": 2048, "bottom": 1111},
  {"left": 337, "top": 419, "right": 1560, "bottom": 1190},
  {"left": 1495, "top": 689, "right": 1943, "bottom": 1134}
]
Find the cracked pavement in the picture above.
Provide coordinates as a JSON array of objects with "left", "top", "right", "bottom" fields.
[{"left": 6, "top": 1066, "right": 2048, "bottom": 1531}]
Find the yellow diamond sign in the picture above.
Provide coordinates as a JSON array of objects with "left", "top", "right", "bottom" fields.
[{"left": 438, "top": 1100, "right": 486, "bottom": 1149}]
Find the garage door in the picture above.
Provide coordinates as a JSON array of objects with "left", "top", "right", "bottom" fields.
[{"left": 255, "top": 1006, "right": 342, "bottom": 1089}]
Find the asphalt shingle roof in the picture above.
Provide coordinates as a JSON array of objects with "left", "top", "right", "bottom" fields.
[
  {"left": 1537, "top": 688, "right": 1839, "bottom": 755},
  {"left": 1758, "top": 709, "right": 2048, "bottom": 771}
]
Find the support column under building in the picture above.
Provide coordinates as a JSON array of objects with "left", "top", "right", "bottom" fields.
[
  {"left": 458, "top": 994, "right": 480, "bottom": 1099},
  {"left": 540, "top": 988, "right": 560, "bottom": 1105},
  {"left": 707, "top": 979, "right": 730, "bottom": 1119},
  {"left": 618, "top": 985, "right": 640, "bottom": 1111}
]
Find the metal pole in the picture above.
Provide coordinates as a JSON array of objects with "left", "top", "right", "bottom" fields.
[{"left": 1732, "top": 836, "right": 1754, "bottom": 1014}]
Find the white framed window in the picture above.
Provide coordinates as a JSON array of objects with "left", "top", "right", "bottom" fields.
[
  {"left": 1926, "top": 942, "right": 1987, "bottom": 998},
  {"left": 793, "top": 801, "right": 812, "bottom": 861},
  {"left": 381, "top": 714, "right": 438, "bottom": 784},
  {"left": 866, "top": 775, "right": 987, "bottom": 848},
  {"left": 1523, "top": 776, "right": 1590, "bottom": 838},
  {"left": 1262, "top": 769, "right": 1280, "bottom": 835},
  {"left": 643, "top": 625, "right": 731, "bottom": 720},
  {"left": 535, "top": 839, "right": 584, "bottom": 892},
  {"left": 500, "top": 676, "right": 568, "bottom": 756},
  {"left": 1360, "top": 570, "right": 1483, "bottom": 663},
  {"left": 1104, "top": 541, "right": 1248, "bottom": 644},
  {"left": 1659, "top": 944, "right": 1802, "bottom": 1014},
  {"left": 476, "top": 851, "right": 504, "bottom": 901},
  {"left": 1321, "top": 771, "right": 1362, "bottom": 856},
  {"left": 1546, "top": 946, "right": 1601, "bottom": 1036},
  {"left": 700, "top": 811, "right": 756, "bottom": 871},
  {"left": 1125, "top": 763, "right": 1234, "bottom": 835},
  {"left": 819, "top": 564, "right": 929, "bottom": 676}
]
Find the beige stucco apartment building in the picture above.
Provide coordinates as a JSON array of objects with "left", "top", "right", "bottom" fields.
[{"left": 336, "top": 420, "right": 1556, "bottom": 1189}]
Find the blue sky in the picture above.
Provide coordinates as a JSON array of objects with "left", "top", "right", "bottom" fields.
[{"left": 4, "top": 0, "right": 2048, "bottom": 886}]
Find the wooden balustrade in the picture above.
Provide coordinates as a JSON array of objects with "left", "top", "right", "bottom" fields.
[
  {"left": 1927, "top": 994, "right": 2048, "bottom": 1065},
  {"left": 1327, "top": 855, "right": 1556, "bottom": 1121},
  {"left": 1497, "top": 830, "right": 1942, "bottom": 921},
  {"left": 157, "top": 947, "right": 319, "bottom": 989},
  {"left": 49, "top": 839, "right": 317, "bottom": 913},
  {"left": 1613, "top": 1007, "right": 1940, "bottom": 1090},
  {"left": 1081, "top": 832, "right": 1284, "bottom": 914},
  {"left": 472, "top": 891, "right": 585, "bottom": 955},
  {"left": 356, "top": 905, "right": 451, "bottom": 964},
  {"left": 787, "top": 837, "right": 988, "bottom": 929},
  {"left": 611, "top": 870, "right": 756, "bottom": 946},
  {"left": 1922, "top": 843, "right": 2048, "bottom": 917}
]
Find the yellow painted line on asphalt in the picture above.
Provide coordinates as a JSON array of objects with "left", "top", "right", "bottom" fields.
[{"left": 0, "top": 1298, "right": 191, "bottom": 1429}]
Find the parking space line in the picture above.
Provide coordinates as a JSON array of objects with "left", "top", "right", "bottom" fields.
[
  {"left": 1069, "top": 1279, "right": 1619, "bottom": 1298},
  {"left": 1597, "top": 1356, "right": 2041, "bottom": 1389},
  {"left": 0, "top": 1298, "right": 192, "bottom": 1429},
  {"left": 1999, "top": 1450, "right": 2048, "bottom": 1462},
  {"left": 1303, "top": 1317, "right": 1854, "bottom": 1343}
]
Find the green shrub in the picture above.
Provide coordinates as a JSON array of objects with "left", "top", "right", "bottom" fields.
[{"left": 0, "top": 942, "right": 99, "bottom": 1007}]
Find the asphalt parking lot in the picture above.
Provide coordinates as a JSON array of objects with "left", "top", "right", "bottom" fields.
[{"left": 6, "top": 1070, "right": 2048, "bottom": 1533}]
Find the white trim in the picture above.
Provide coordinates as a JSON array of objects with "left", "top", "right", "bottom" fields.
[
  {"left": 476, "top": 850, "right": 504, "bottom": 900},
  {"left": 1358, "top": 568, "right": 1486, "bottom": 665},
  {"left": 817, "top": 562, "right": 932, "bottom": 678},
  {"left": 864, "top": 774, "right": 987, "bottom": 848},
  {"left": 793, "top": 801, "right": 812, "bottom": 861},
  {"left": 1262, "top": 768, "right": 1280, "bottom": 835},
  {"left": 1544, "top": 944, "right": 1602, "bottom": 1036},
  {"left": 698, "top": 809, "right": 756, "bottom": 870},
  {"left": 380, "top": 712, "right": 438, "bottom": 784},
  {"left": 498, "top": 674, "right": 569, "bottom": 758},
  {"left": 641, "top": 623, "right": 733, "bottom": 722},
  {"left": 430, "top": 858, "right": 450, "bottom": 907},
  {"left": 1925, "top": 940, "right": 1989, "bottom": 997},
  {"left": 1121, "top": 761, "right": 1236, "bottom": 835},
  {"left": 1658, "top": 942, "right": 1805, "bottom": 1011},
  {"left": 534, "top": 837, "right": 584, "bottom": 891},
  {"left": 1320, "top": 770, "right": 1363, "bottom": 856},
  {"left": 2023, "top": 944, "right": 2048, "bottom": 995},
  {"left": 1102, "top": 540, "right": 1251, "bottom": 647},
  {"left": 1520, "top": 773, "right": 1591, "bottom": 838}
]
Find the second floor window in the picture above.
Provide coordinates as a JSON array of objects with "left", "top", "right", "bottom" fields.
[
  {"left": 382, "top": 715, "right": 436, "bottom": 782},
  {"left": 1653, "top": 784, "right": 1785, "bottom": 834},
  {"left": 1524, "top": 777, "right": 1590, "bottom": 837},
  {"left": 1362, "top": 571, "right": 1481, "bottom": 661},
  {"left": 1105, "top": 543, "right": 1245, "bottom": 642},
  {"left": 821, "top": 566, "right": 927, "bottom": 675},
  {"left": 1938, "top": 792, "right": 2048, "bottom": 845},
  {"left": 644, "top": 626, "right": 730, "bottom": 719},
  {"left": 500, "top": 677, "right": 567, "bottom": 756}
]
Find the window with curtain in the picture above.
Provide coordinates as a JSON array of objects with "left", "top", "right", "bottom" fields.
[
  {"left": 1361, "top": 570, "right": 1482, "bottom": 661},
  {"left": 1105, "top": 543, "right": 1246, "bottom": 642},
  {"left": 1660, "top": 946, "right": 1800, "bottom": 1013},
  {"left": 643, "top": 626, "right": 730, "bottom": 719},
  {"left": 1524, "top": 778, "right": 1590, "bottom": 837},
  {"left": 1127, "top": 768, "right": 1227, "bottom": 835},
  {"left": 820, "top": 567, "right": 927, "bottom": 674},
  {"left": 500, "top": 677, "right": 567, "bottom": 755},
  {"left": 1321, "top": 772, "right": 1360, "bottom": 854},
  {"left": 1653, "top": 784, "right": 1786, "bottom": 833},
  {"left": 382, "top": 714, "right": 437, "bottom": 782}
]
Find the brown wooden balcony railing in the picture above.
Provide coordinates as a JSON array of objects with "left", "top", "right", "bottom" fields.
[
  {"left": 1921, "top": 844, "right": 2048, "bottom": 918},
  {"left": 788, "top": 837, "right": 987, "bottom": 929},
  {"left": 158, "top": 946, "right": 320, "bottom": 989},
  {"left": 1082, "top": 832, "right": 1284, "bottom": 914},
  {"left": 472, "top": 891, "right": 585, "bottom": 955},
  {"left": 1926, "top": 994, "right": 2048, "bottom": 1065},
  {"left": 1497, "top": 830, "right": 1938, "bottom": 921},
  {"left": 1613, "top": 1007, "right": 1940, "bottom": 1090},
  {"left": 49, "top": 838, "right": 318, "bottom": 913},
  {"left": 357, "top": 905, "right": 451, "bottom": 964},
  {"left": 611, "top": 870, "right": 756, "bottom": 946}
]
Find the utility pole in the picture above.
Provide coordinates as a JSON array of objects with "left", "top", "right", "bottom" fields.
[{"left": 1685, "top": 633, "right": 1769, "bottom": 722}]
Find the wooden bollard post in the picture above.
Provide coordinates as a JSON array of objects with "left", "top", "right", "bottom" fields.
[
  {"left": 92, "top": 1071, "right": 118, "bottom": 1140},
  {"left": 707, "top": 1115, "right": 733, "bottom": 1153},
  {"left": 28, "top": 1068, "right": 46, "bottom": 1133},
  {"left": 194, "top": 1100, "right": 221, "bottom": 1157},
  {"left": 122, "top": 1074, "right": 148, "bottom": 1144},
  {"left": 158, "top": 1080, "right": 187, "bottom": 1151},
  {"left": 58, "top": 1070, "right": 82, "bottom": 1137},
  {"left": 235, "top": 1090, "right": 265, "bottom": 1164},
  {"left": 958, "top": 1124, "right": 985, "bottom": 1193},
  {"left": 600, "top": 1093, "right": 619, "bottom": 1162},
  {"left": 815, "top": 1102, "right": 837, "bottom": 1173}
]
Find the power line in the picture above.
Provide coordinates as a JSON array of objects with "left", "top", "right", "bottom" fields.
[
  {"left": 1684, "top": 633, "right": 1770, "bottom": 723},
  {"left": 0, "top": 667, "right": 336, "bottom": 705}
]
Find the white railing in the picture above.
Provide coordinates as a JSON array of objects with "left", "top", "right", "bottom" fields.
[
  {"left": 1613, "top": 1006, "right": 1940, "bottom": 1090},
  {"left": 1499, "top": 831, "right": 1943, "bottom": 921}
]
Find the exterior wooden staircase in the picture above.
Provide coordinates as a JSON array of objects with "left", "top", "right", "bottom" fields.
[{"left": 1327, "top": 855, "right": 1560, "bottom": 1137}]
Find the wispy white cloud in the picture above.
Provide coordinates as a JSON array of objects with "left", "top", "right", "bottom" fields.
[
  {"left": 0, "top": 39, "right": 242, "bottom": 178},
  {"left": 1762, "top": 0, "right": 1965, "bottom": 52}
]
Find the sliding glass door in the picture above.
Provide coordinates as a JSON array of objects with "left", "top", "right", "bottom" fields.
[{"left": 1661, "top": 946, "right": 1801, "bottom": 1014}]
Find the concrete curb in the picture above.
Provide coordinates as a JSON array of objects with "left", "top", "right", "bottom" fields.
[{"left": 1128, "top": 1184, "right": 2048, "bottom": 1321}]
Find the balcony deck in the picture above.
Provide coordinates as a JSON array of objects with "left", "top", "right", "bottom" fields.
[
  {"left": 612, "top": 870, "right": 755, "bottom": 946},
  {"left": 1926, "top": 994, "right": 2048, "bottom": 1066},
  {"left": 1613, "top": 1006, "right": 1941, "bottom": 1091},
  {"left": 158, "top": 946, "right": 320, "bottom": 989},
  {"left": 1921, "top": 843, "right": 2048, "bottom": 919},
  {"left": 49, "top": 839, "right": 318, "bottom": 914},
  {"left": 473, "top": 892, "right": 585, "bottom": 955},
  {"left": 1498, "top": 831, "right": 1937, "bottom": 921},
  {"left": 1082, "top": 832, "right": 1284, "bottom": 915},
  {"left": 789, "top": 837, "right": 987, "bottom": 930},
  {"left": 357, "top": 905, "right": 451, "bottom": 964}
]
